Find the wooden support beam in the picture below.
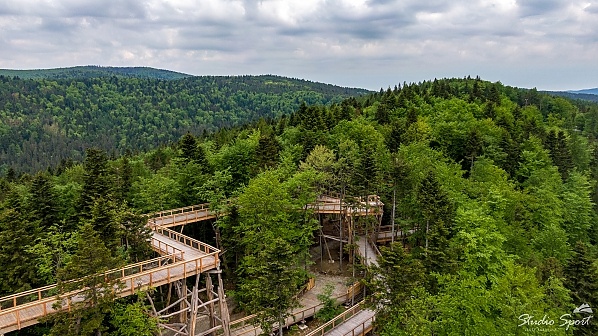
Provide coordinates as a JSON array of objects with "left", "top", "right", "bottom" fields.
[
  {"left": 218, "top": 272, "right": 231, "bottom": 336},
  {"left": 321, "top": 234, "right": 348, "bottom": 243},
  {"left": 206, "top": 274, "right": 217, "bottom": 334}
]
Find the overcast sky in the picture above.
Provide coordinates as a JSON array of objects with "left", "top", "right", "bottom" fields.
[{"left": 0, "top": 0, "right": 596, "bottom": 91}]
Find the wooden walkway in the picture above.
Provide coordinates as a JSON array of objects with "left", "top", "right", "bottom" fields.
[
  {"left": 309, "top": 195, "right": 383, "bottom": 216},
  {"left": 147, "top": 195, "right": 383, "bottom": 229},
  {"left": 306, "top": 237, "right": 379, "bottom": 336},
  {"left": 324, "top": 309, "right": 375, "bottom": 336},
  {"left": 355, "top": 236, "right": 380, "bottom": 267},
  {"left": 0, "top": 213, "right": 220, "bottom": 333},
  {"left": 376, "top": 225, "right": 415, "bottom": 243},
  {"left": 229, "top": 280, "right": 363, "bottom": 336}
]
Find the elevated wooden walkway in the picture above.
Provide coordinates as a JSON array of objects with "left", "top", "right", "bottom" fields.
[
  {"left": 355, "top": 236, "right": 380, "bottom": 268},
  {"left": 309, "top": 195, "right": 383, "bottom": 216},
  {"left": 324, "top": 309, "right": 375, "bottom": 336},
  {"left": 376, "top": 225, "right": 415, "bottom": 243},
  {"left": 0, "top": 213, "right": 220, "bottom": 333}
]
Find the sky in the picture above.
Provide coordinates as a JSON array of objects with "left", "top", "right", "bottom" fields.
[{"left": 0, "top": 0, "right": 597, "bottom": 91}]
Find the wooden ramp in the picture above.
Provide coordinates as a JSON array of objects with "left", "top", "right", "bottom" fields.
[
  {"left": 0, "top": 214, "right": 220, "bottom": 333},
  {"left": 324, "top": 309, "right": 375, "bottom": 336},
  {"left": 355, "top": 236, "right": 380, "bottom": 267},
  {"left": 148, "top": 203, "right": 219, "bottom": 229}
]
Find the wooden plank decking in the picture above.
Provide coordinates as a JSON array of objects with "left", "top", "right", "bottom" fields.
[
  {"left": 324, "top": 309, "right": 375, "bottom": 336},
  {"left": 355, "top": 236, "right": 380, "bottom": 267}
]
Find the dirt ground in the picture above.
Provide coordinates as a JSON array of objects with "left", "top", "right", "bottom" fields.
[{"left": 310, "top": 240, "right": 363, "bottom": 278}]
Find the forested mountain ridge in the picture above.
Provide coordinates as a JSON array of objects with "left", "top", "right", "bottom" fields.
[
  {"left": 0, "top": 66, "right": 191, "bottom": 80},
  {"left": 545, "top": 90, "right": 598, "bottom": 103},
  {"left": 569, "top": 88, "right": 598, "bottom": 95},
  {"left": 1, "top": 77, "right": 598, "bottom": 335},
  {"left": 0, "top": 74, "right": 370, "bottom": 173}
]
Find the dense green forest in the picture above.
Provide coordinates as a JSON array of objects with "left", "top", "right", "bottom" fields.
[
  {"left": 0, "top": 66, "right": 191, "bottom": 80},
  {"left": 1, "top": 77, "right": 598, "bottom": 335},
  {"left": 0, "top": 73, "right": 369, "bottom": 173}
]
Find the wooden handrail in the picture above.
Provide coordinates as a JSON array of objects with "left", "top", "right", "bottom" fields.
[
  {"left": 152, "top": 237, "right": 185, "bottom": 260},
  {"left": 152, "top": 226, "right": 219, "bottom": 255},
  {"left": 0, "top": 251, "right": 220, "bottom": 330},
  {"left": 0, "top": 253, "right": 179, "bottom": 310},
  {"left": 145, "top": 199, "right": 233, "bottom": 221},
  {"left": 304, "top": 301, "right": 365, "bottom": 336},
  {"left": 340, "top": 314, "right": 375, "bottom": 336},
  {"left": 146, "top": 203, "right": 211, "bottom": 219}
]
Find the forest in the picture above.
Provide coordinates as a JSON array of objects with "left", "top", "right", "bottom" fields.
[
  {"left": 0, "top": 76, "right": 597, "bottom": 335},
  {"left": 0, "top": 73, "right": 369, "bottom": 173}
]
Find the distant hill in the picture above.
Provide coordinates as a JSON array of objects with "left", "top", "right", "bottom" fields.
[
  {"left": 0, "top": 74, "right": 371, "bottom": 172},
  {"left": 568, "top": 88, "right": 598, "bottom": 95},
  {"left": 543, "top": 90, "right": 598, "bottom": 103},
  {"left": 0, "top": 66, "right": 191, "bottom": 80}
]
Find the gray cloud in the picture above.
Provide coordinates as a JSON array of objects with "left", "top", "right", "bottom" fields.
[
  {"left": 516, "top": 0, "right": 569, "bottom": 17},
  {"left": 0, "top": 0, "right": 596, "bottom": 90}
]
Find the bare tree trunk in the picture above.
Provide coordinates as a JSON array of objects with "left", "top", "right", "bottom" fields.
[
  {"left": 339, "top": 190, "right": 344, "bottom": 272},
  {"left": 391, "top": 187, "right": 396, "bottom": 246},
  {"left": 425, "top": 219, "right": 429, "bottom": 255}
]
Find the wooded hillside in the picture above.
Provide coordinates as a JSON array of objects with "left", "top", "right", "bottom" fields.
[{"left": 0, "top": 74, "right": 370, "bottom": 173}]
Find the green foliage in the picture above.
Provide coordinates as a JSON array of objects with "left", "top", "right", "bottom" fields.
[
  {"left": 232, "top": 169, "right": 320, "bottom": 332},
  {"left": 314, "top": 284, "right": 343, "bottom": 322},
  {"left": 110, "top": 293, "right": 159, "bottom": 336},
  {"left": 76, "top": 148, "right": 111, "bottom": 224},
  {"left": 27, "top": 224, "right": 77, "bottom": 284},
  {"left": 48, "top": 222, "right": 124, "bottom": 336},
  {"left": 0, "top": 208, "right": 39, "bottom": 294}
]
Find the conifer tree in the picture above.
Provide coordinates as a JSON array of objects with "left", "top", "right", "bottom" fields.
[
  {"left": 88, "top": 198, "right": 120, "bottom": 250},
  {"left": 115, "top": 205, "right": 153, "bottom": 263},
  {"left": 564, "top": 241, "right": 598, "bottom": 335},
  {"left": 565, "top": 241, "right": 598, "bottom": 307},
  {"left": 179, "top": 132, "right": 200, "bottom": 162},
  {"left": 178, "top": 132, "right": 209, "bottom": 172},
  {"left": 77, "top": 148, "right": 111, "bottom": 222},
  {"left": 417, "top": 172, "right": 453, "bottom": 268},
  {"left": 545, "top": 130, "right": 574, "bottom": 180},
  {"left": 255, "top": 132, "right": 281, "bottom": 170},
  {"left": 375, "top": 102, "right": 390, "bottom": 124},
  {"left": 49, "top": 222, "right": 124, "bottom": 336},
  {"left": 113, "top": 156, "right": 133, "bottom": 203},
  {"left": 29, "top": 172, "right": 59, "bottom": 231},
  {"left": 0, "top": 208, "right": 39, "bottom": 294}
]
